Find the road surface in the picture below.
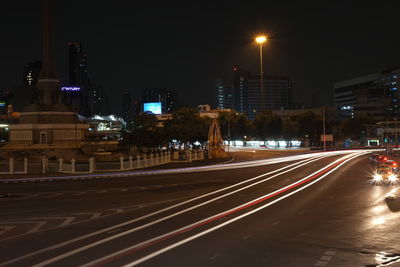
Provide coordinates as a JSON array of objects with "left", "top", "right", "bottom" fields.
[{"left": 0, "top": 150, "right": 399, "bottom": 267}]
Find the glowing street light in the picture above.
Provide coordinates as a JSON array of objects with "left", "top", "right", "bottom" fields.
[{"left": 255, "top": 35, "right": 267, "bottom": 112}]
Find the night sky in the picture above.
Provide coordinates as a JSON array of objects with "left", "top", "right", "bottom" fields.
[{"left": 2, "top": 1, "right": 400, "bottom": 113}]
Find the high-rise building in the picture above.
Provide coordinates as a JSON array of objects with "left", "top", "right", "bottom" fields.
[
  {"left": 65, "top": 41, "right": 91, "bottom": 116},
  {"left": 121, "top": 91, "right": 132, "bottom": 122},
  {"left": 215, "top": 79, "right": 233, "bottom": 110},
  {"left": 142, "top": 88, "right": 177, "bottom": 114},
  {"left": 23, "top": 61, "right": 42, "bottom": 88},
  {"left": 233, "top": 68, "right": 292, "bottom": 120},
  {"left": 334, "top": 67, "right": 400, "bottom": 120},
  {"left": 90, "top": 84, "right": 108, "bottom": 115}
]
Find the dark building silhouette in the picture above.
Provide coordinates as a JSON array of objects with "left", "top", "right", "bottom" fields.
[
  {"left": 91, "top": 84, "right": 108, "bottom": 115},
  {"left": 334, "top": 67, "right": 400, "bottom": 120},
  {"left": 121, "top": 91, "right": 132, "bottom": 122},
  {"left": 233, "top": 67, "right": 292, "bottom": 120},
  {"left": 142, "top": 88, "right": 177, "bottom": 114},
  {"left": 65, "top": 41, "right": 91, "bottom": 116}
]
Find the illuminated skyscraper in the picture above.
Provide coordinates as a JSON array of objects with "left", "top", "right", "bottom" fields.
[
  {"left": 215, "top": 79, "right": 233, "bottom": 109},
  {"left": 66, "top": 41, "right": 91, "bottom": 116}
]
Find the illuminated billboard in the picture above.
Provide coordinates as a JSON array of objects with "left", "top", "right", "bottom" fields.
[
  {"left": 143, "top": 102, "right": 162, "bottom": 115},
  {"left": 61, "top": 86, "right": 80, "bottom": 91},
  {"left": 0, "top": 101, "right": 5, "bottom": 107}
]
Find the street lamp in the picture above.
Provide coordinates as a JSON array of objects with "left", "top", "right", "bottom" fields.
[{"left": 255, "top": 35, "right": 267, "bottom": 112}]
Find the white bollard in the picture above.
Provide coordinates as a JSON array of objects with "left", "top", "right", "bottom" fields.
[
  {"left": 120, "top": 156, "right": 124, "bottom": 171},
  {"left": 154, "top": 154, "right": 159, "bottom": 165},
  {"left": 129, "top": 156, "right": 133, "bottom": 169},
  {"left": 9, "top": 158, "right": 14, "bottom": 175},
  {"left": 160, "top": 152, "right": 164, "bottom": 163},
  {"left": 71, "top": 159, "right": 76, "bottom": 173},
  {"left": 150, "top": 153, "right": 153, "bottom": 166},
  {"left": 59, "top": 158, "right": 64, "bottom": 172},
  {"left": 194, "top": 150, "right": 198, "bottom": 160},
  {"left": 89, "top": 157, "right": 94, "bottom": 173},
  {"left": 143, "top": 155, "right": 147, "bottom": 167},
  {"left": 137, "top": 155, "right": 141, "bottom": 168},
  {"left": 42, "top": 157, "right": 46, "bottom": 174},
  {"left": 167, "top": 151, "right": 171, "bottom": 162},
  {"left": 24, "top": 157, "right": 28, "bottom": 174}
]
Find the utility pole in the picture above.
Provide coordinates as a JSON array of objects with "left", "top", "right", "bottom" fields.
[{"left": 322, "top": 105, "right": 326, "bottom": 151}]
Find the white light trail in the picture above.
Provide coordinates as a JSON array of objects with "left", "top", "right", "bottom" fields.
[
  {"left": 3, "top": 154, "right": 329, "bottom": 267},
  {"left": 121, "top": 152, "right": 366, "bottom": 267}
]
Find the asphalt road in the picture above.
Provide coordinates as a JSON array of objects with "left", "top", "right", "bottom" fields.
[{"left": 0, "top": 150, "right": 399, "bottom": 267}]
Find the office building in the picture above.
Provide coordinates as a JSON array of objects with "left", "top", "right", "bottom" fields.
[
  {"left": 65, "top": 41, "right": 91, "bottom": 116},
  {"left": 121, "top": 91, "right": 132, "bottom": 123},
  {"left": 233, "top": 68, "right": 292, "bottom": 120},
  {"left": 90, "top": 84, "right": 108, "bottom": 115},
  {"left": 142, "top": 88, "right": 177, "bottom": 114},
  {"left": 334, "top": 67, "right": 400, "bottom": 120},
  {"left": 215, "top": 79, "right": 233, "bottom": 110}
]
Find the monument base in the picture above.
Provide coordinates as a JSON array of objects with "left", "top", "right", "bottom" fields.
[{"left": 208, "top": 146, "right": 227, "bottom": 159}]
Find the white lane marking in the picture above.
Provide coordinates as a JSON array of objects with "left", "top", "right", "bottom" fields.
[
  {"left": 75, "top": 213, "right": 101, "bottom": 220},
  {"left": 271, "top": 221, "right": 280, "bottom": 226},
  {"left": 209, "top": 253, "right": 220, "bottom": 260},
  {"left": 25, "top": 221, "right": 47, "bottom": 234},
  {"left": 115, "top": 153, "right": 366, "bottom": 267},
  {"left": 320, "top": 255, "right": 332, "bottom": 261},
  {"left": 0, "top": 154, "right": 343, "bottom": 267},
  {"left": 325, "top": 250, "right": 336, "bottom": 256},
  {"left": 0, "top": 226, "right": 15, "bottom": 235},
  {"left": 34, "top": 156, "right": 329, "bottom": 267},
  {"left": 42, "top": 193, "right": 63, "bottom": 199},
  {"left": 242, "top": 235, "right": 251, "bottom": 240},
  {"left": 315, "top": 249, "right": 336, "bottom": 266},
  {"left": 29, "top": 217, "right": 75, "bottom": 228}
]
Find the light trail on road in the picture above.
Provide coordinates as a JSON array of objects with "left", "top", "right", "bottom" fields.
[
  {"left": 0, "top": 150, "right": 375, "bottom": 183},
  {"left": 31, "top": 154, "right": 334, "bottom": 267},
  {"left": 30, "top": 151, "right": 367, "bottom": 267},
  {"left": 0, "top": 150, "right": 371, "bottom": 267},
  {"left": 107, "top": 152, "right": 367, "bottom": 267}
]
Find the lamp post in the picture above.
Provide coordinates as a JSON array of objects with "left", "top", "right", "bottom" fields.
[{"left": 255, "top": 35, "right": 267, "bottom": 112}]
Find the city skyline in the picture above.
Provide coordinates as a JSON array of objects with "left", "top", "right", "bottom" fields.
[{"left": 2, "top": 1, "right": 400, "bottom": 113}]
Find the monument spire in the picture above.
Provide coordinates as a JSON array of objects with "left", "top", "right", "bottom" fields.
[{"left": 37, "top": 0, "right": 60, "bottom": 105}]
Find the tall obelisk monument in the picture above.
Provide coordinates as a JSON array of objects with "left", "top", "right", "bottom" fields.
[
  {"left": 37, "top": 0, "right": 60, "bottom": 106},
  {"left": 4, "top": 0, "right": 89, "bottom": 157}
]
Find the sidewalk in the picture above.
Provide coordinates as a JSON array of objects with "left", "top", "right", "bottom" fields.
[{"left": 0, "top": 157, "right": 235, "bottom": 181}]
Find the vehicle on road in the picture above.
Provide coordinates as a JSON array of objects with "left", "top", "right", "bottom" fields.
[
  {"left": 373, "top": 164, "right": 399, "bottom": 184},
  {"left": 369, "top": 153, "right": 389, "bottom": 164},
  {"left": 383, "top": 159, "right": 399, "bottom": 172}
]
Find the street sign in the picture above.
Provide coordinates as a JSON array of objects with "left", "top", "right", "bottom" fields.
[{"left": 320, "top": 134, "right": 333, "bottom": 142}]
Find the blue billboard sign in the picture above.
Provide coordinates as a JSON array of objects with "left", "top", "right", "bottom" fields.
[{"left": 143, "top": 102, "right": 162, "bottom": 115}]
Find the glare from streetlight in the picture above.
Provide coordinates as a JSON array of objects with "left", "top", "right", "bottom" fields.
[{"left": 255, "top": 35, "right": 267, "bottom": 44}]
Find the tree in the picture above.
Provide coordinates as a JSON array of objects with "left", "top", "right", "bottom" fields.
[
  {"left": 339, "top": 117, "right": 374, "bottom": 141},
  {"left": 164, "top": 107, "right": 209, "bottom": 148},
  {"left": 254, "top": 110, "right": 282, "bottom": 139}
]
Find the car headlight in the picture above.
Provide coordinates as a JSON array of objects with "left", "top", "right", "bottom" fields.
[
  {"left": 389, "top": 174, "right": 398, "bottom": 182},
  {"left": 374, "top": 174, "right": 383, "bottom": 181}
]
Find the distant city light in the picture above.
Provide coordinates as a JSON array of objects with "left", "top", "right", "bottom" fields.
[
  {"left": 0, "top": 101, "right": 5, "bottom": 107},
  {"left": 61, "top": 86, "right": 80, "bottom": 91}
]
